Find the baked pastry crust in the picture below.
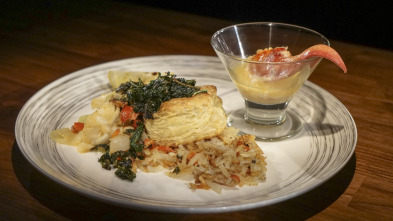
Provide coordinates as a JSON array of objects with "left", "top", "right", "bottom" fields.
[{"left": 144, "top": 85, "right": 227, "bottom": 146}]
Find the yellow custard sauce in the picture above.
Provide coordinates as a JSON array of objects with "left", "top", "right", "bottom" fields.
[{"left": 228, "top": 63, "right": 311, "bottom": 105}]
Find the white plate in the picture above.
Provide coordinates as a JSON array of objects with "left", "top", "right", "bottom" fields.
[{"left": 15, "top": 55, "right": 357, "bottom": 213}]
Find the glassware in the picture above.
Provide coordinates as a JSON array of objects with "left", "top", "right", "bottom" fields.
[{"left": 211, "top": 22, "right": 329, "bottom": 141}]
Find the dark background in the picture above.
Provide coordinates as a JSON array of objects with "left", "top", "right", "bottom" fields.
[
  {"left": 1, "top": 0, "right": 392, "bottom": 51},
  {"left": 129, "top": 0, "right": 392, "bottom": 51}
]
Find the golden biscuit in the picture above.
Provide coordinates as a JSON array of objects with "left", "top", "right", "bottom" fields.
[{"left": 145, "top": 85, "right": 227, "bottom": 146}]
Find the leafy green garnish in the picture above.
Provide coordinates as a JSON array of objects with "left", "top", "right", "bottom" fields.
[
  {"left": 172, "top": 166, "right": 181, "bottom": 174},
  {"left": 98, "top": 152, "right": 112, "bottom": 170},
  {"left": 98, "top": 150, "right": 136, "bottom": 182},
  {"left": 116, "top": 72, "right": 204, "bottom": 119},
  {"left": 123, "top": 128, "right": 135, "bottom": 135},
  {"left": 112, "top": 151, "right": 135, "bottom": 181},
  {"left": 97, "top": 122, "right": 145, "bottom": 181},
  {"left": 115, "top": 166, "right": 136, "bottom": 181},
  {"left": 129, "top": 122, "right": 144, "bottom": 159},
  {"left": 93, "top": 143, "right": 110, "bottom": 152}
]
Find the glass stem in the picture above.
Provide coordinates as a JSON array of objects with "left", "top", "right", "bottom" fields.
[{"left": 244, "top": 100, "right": 289, "bottom": 125}]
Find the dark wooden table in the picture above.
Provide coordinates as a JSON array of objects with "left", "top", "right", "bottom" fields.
[{"left": 2, "top": 1, "right": 393, "bottom": 220}]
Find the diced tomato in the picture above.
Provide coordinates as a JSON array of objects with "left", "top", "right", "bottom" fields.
[
  {"left": 243, "top": 146, "right": 250, "bottom": 152},
  {"left": 186, "top": 151, "right": 199, "bottom": 165},
  {"left": 237, "top": 141, "right": 250, "bottom": 151},
  {"left": 190, "top": 183, "right": 210, "bottom": 190},
  {"left": 144, "top": 139, "right": 155, "bottom": 148},
  {"left": 187, "top": 151, "right": 196, "bottom": 161},
  {"left": 132, "top": 119, "right": 140, "bottom": 129},
  {"left": 251, "top": 47, "right": 289, "bottom": 62},
  {"left": 230, "top": 174, "right": 240, "bottom": 183},
  {"left": 111, "top": 129, "right": 120, "bottom": 138},
  {"left": 120, "top": 105, "right": 139, "bottom": 124},
  {"left": 71, "top": 122, "right": 84, "bottom": 133},
  {"left": 156, "top": 146, "right": 176, "bottom": 153}
]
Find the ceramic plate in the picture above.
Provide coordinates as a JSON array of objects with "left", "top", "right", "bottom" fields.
[{"left": 15, "top": 55, "right": 357, "bottom": 213}]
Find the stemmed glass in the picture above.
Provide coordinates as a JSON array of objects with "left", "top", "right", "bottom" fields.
[{"left": 211, "top": 22, "right": 329, "bottom": 141}]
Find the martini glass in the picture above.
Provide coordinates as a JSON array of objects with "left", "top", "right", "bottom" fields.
[{"left": 211, "top": 22, "right": 329, "bottom": 141}]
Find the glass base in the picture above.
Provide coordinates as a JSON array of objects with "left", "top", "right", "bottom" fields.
[{"left": 227, "top": 108, "right": 302, "bottom": 141}]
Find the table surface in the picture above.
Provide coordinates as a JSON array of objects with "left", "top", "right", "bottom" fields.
[{"left": 1, "top": 1, "right": 393, "bottom": 220}]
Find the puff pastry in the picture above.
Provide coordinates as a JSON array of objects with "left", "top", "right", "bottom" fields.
[{"left": 144, "top": 85, "right": 227, "bottom": 146}]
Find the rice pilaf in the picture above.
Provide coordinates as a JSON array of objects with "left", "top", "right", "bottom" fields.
[{"left": 137, "top": 127, "right": 267, "bottom": 194}]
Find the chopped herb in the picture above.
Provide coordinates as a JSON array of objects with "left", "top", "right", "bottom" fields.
[
  {"left": 98, "top": 150, "right": 136, "bottom": 181},
  {"left": 112, "top": 151, "right": 136, "bottom": 181},
  {"left": 96, "top": 121, "right": 145, "bottom": 181},
  {"left": 172, "top": 166, "right": 181, "bottom": 174},
  {"left": 129, "top": 122, "right": 145, "bottom": 159},
  {"left": 115, "top": 166, "right": 136, "bottom": 181},
  {"left": 123, "top": 128, "right": 135, "bottom": 135},
  {"left": 111, "top": 150, "right": 133, "bottom": 166},
  {"left": 98, "top": 152, "right": 112, "bottom": 170},
  {"left": 93, "top": 143, "right": 110, "bottom": 152}
]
